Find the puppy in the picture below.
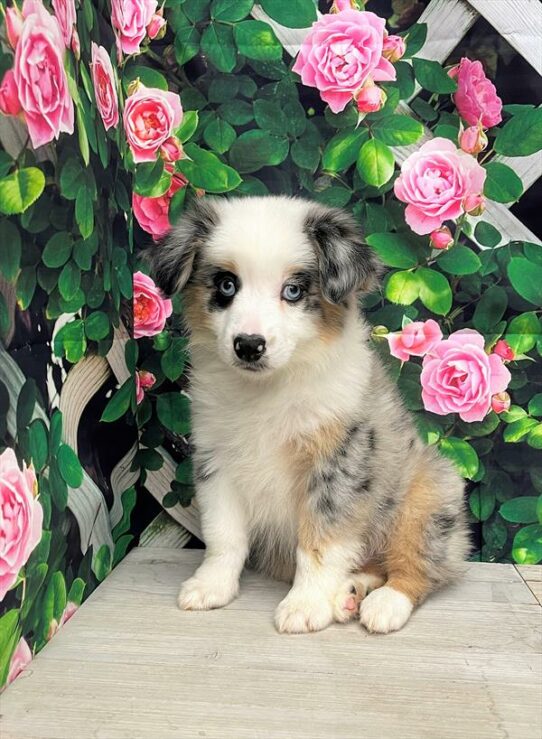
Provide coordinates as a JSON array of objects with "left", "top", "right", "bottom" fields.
[{"left": 149, "top": 195, "right": 470, "bottom": 634}]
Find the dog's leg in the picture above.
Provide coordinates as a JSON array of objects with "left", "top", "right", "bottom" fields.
[{"left": 178, "top": 475, "right": 248, "bottom": 611}]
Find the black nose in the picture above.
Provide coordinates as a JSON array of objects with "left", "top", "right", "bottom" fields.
[{"left": 233, "top": 334, "right": 266, "bottom": 363}]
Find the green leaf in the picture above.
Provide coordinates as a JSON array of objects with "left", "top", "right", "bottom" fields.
[
  {"left": 229, "top": 130, "right": 289, "bottom": 173},
  {"left": 177, "top": 110, "right": 199, "bottom": 143},
  {"left": 49, "top": 459, "right": 68, "bottom": 510},
  {"left": 469, "top": 486, "right": 495, "bottom": 521},
  {"left": 134, "top": 159, "right": 171, "bottom": 198},
  {"left": 372, "top": 115, "right": 424, "bottom": 146},
  {"left": 178, "top": 143, "right": 242, "bottom": 193},
  {"left": 42, "top": 232, "right": 73, "bottom": 268},
  {"left": 385, "top": 270, "right": 420, "bottom": 305},
  {"left": 259, "top": 0, "right": 316, "bottom": 27},
  {"left": 500, "top": 496, "right": 539, "bottom": 524},
  {"left": 50, "top": 410, "right": 62, "bottom": 453},
  {"left": 512, "top": 524, "right": 542, "bottom": 564},
  {"left": 123, "top": 65, "right": 168, "bottom": 92},
  {"left": 94, "top": 544, "right": 112, "bottom": 581},
  {"left": 174, "top": 24, "right": 200, "bottom": 66},
  {"left": 58, "top": 261, "right": 81, "bottom": 301},
  {"left": 67, "top": 577, "right": 86, "bottom": 606},
  {"left": 112, "top": 487, "right": 137, "bottom": 540},
  {"left": 156, "top": 393, "right": 191, "bottom": 435},
  {"left": 436, "top": 245, "right": 481, "bottom": 275},
  {"left": 235, "top": 20, "right": 283, "bottom": 61},
  {"left": 392, "top": 61, "right": 415, "bottom": 99},
  {"left": 57, "top": 443, "right": 84, "bottom": 488},
  {"left": 201, "top": 22, "right": 237, "bottom": 72},
  {"left": 169, "top": 185, "right": 187, "bottom": 224},
  {"left": 439, "top": 437, "right": 479, "bottom": 480},
  {"left": 417, "top": 267, "right": 452, "bottom": 315},
  {"left": 75, "top": 186, "right": 94, "bottom": 239},
  {"left": 76, "top": 106, "right": 90, "bottom": 166},
  {"left": 0, "top": 294, "right": 8, "bottom": 340},
  {"left": 508, "top": 257, "right": 542, "bottom": 306},
  {"left": 219, "top": 100, "right": 254, "bottom": 125},
  {"left": 253, "top": 98, "right": 289, "bottom": 136},
  {"left": 483, "top": 162, "right": 523, "bottom": 203},
  {"left": 412, "top": 58, "right": 457, "bottom": 94},
  {"left": 85, "top": 311, "right": 110, "bottom": 341},
  {"left": 529, "top": 394, "right": 542, "bottom": 417},
  {"left": 503, "top": 417, "right": 538, "bottom": 443},
  {"left": 0, "top": 610, "right": 21, "bottom": 687},
  {"left": 474, "top": 221, "right": 502, "bottom": 248},
  {"left": 502, "top": 405, "right": 527, "bottom": 423},
  {"left": 101, "top": 378, "right": 134, "bottom": 422},
  {"left": 211, "top": 0, "right": 254, "bottom": 22},
  {"left": 366, "top": 233, "right": 420, "bottom": 269},
  {"left": 473, "top": 285, "right": 508, "bottom": 332},
  {"left": 203, "top": 118, "right": 237, "bottom": 154},
  {"left": 16, "top": 267, "right": 36, "bottom": 310},
  {"left": 0, "top": 220, "right": 21, "bottom": 281},
  {"left": 17, "top": 379, "right": 36, "bottom": 430},
  {"left": 357, "top": 138, "right": 395, "bottom": 187},
  {"left": 398, "top": 362, "right": 423, "bottom": 410},
  {"left": 161, "top": 337, "right": 188, "bottom": 381},
  {"left": 528, "top": 425, "right": 542, "bottom": 449},
  {"left": 0, "top": 167, "right": 45, "bottom": 215},
  {"left": 494, "top": 108, "right": 542, "bottom": 157},
  {"left": 322, "top": 128, "right": 369, "bottom": 172},
  {"left": 28, "top": 419, "right": 48, "bottom": 471},
  {"left": 175, "top": 457, "right": 194, "bottom": 484},
  {"left": 505, "top": 312, "right": 541, "bottom": 355},
  {"left": 62, "top": 319, "right": 87, "bottom": 363},
  {"left": 402, "top": 23, "right": 427, "bottom": 58}
]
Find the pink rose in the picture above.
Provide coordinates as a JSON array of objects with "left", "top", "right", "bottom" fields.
[
  {"left": 0, "top": 70, "right": 22, "bottom": 117},
  {"left": 493, "top": 339, "right": 515, "bottom": 362},
  {"left": 491, "top": 392, "right": 511, "bottom": 414},
  {"left": 111, "top": 0, "right": 157, "bottom": 55},
  {"left": 6, "top": 638, "right": 32, "bottom": 686},
  {"left": 292, "top": 9, "right": 395, "bottom": 113},
  {"left": 147, "top": 11, "right": 166, "bottom": 41},
  {"left": 52, "top": 0, "right": 76, "bottom": 47},
  {"left": 388, "top": 319, "right": 443, "bottom": 362},
  {"left": 463, "top": 193, "right": 485, "bottom": 216},
  {"left": 356, "top": 84, "right": 386, "bottom": 113},
  {"left": 12, "top": 0, "right": 74, "bottom": 149},
  {"left": 71, "top": 27, "right": 80, "bottom": 60},
  {"left": 394, "top": 138, "right": 486, "bottom": 235},
  {"left": 123, "top": 86, "right": 183, "bottom": 163},
  {"left": 0, "top": 447, "right": 43, "bottom": 601},
  {"left": 430, "top": 226, "right": 453, "bottom": 250},
  {"left": 135, "top": 370, "right": 156, "bottom": 404},
  {"left": 160, "top": 136, "right": 183, "bottom": 163},
  {"left": 47, "top": 600, "right": 78, "bottom": 640},
  {"left": 459, "top": 125, "right": 488, "bottom": 155},
  {"left": 91, "top": 43, "right": 119, "bottom": 131},
  {"left": 450, "top": 58, "right": 502, "bottom": 129},
  {"left": 421, "top": 330, "right": 511, "bottom": 422},
  {"left": 5, "top": 6, "right": 23, "bottom": 49},
  {"left": 382, "top": 34, "right": 406, "bottom": 63},
  {"left": 133, "top": 271, "right": 173, "bottom": 338},
  {"left": 133, "top": 172, "right": 187, "bottom": 241}
]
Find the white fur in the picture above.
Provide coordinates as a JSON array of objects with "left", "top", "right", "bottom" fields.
[{"left": 359, "top": 586, "right": 414, "bottom": 634}]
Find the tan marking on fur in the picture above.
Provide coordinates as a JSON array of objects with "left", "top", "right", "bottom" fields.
[
  {"left": 318, "top": 296, "right": 346, "bottom": 341},
  {"left": 183, "top": 284, "right": 212, "bottom": 332},
  {"left": 361, "top": 562, "right": 387, "bottom": 581},
  {"left": 384, "top": 467, "right": 439, "bottom": 604}
]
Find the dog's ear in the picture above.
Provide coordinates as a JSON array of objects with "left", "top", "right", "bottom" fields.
[
  {"left": 304, "top": 205, "right": 382, "bottom": 304},
  {"left": 147, "top": 198, "right": 219, "bottom": 296}
]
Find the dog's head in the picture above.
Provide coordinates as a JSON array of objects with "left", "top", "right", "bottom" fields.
[{"left": 149, "top": 196, "right": 381, "bottom": 375}]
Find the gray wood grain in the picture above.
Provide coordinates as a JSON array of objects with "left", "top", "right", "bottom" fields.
[{"left": 2, "top": 549, "right": 541, "bottom": 739}]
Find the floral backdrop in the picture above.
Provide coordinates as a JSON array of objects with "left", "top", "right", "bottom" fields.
[{"left": 0, "top": 0, "right": 541, "bottom": 689}]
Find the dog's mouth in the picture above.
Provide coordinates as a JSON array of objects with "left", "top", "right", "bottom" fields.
[{"left": 232, "top": 359, "right": 269, "bottom": 374}]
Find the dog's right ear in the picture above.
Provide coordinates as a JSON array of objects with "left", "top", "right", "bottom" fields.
[{"left": 147, "top": 198, "right": 219, "bottom": 296}]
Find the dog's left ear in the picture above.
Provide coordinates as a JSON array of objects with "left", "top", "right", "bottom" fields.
[{"left": 305, "top": 205, "right": 382, "bottom": 304}]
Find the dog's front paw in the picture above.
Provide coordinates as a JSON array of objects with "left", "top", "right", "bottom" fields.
[
  {"left": 359, "top": 586, "right": 413, "bottom": 634},
  {"left": 275, "top": 591, "right": 334, "bottom": 634},
  {"left": 178, "top": 576, "right": 238, "bottom": 611}
]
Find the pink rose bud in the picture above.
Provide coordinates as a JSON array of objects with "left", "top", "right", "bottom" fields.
[
  {"left": 382, "top": 35, "right": 406, "bottom": 63},
  {"left": 356, "top": 84, "right": 386, "bottom": 114},
  {"left": 331, "top": 0, "right": 360, "bottom": 11},
  {"left": 493, "top": 339, "right": 515, "bottom": 362},
  {"left": 195, "top": 188, "right": 206, "bottom": 198},
  {"left": 459, "top": 125, "right": 488, "bottom": 155},
  {"left": 160, "top": 136, "right": 183, "bottom": 163},
  {"left": 491, "top": 391, "right": 511, "bottom": 414},
  {"left": 71, "top": 29, "right": 81, "bottom": 61},
  {"left": 5, "top": 6, "right": 23, "bottom": 49},
  {"left": 463, "top": 193, "right": 485, "bottom": 216},
  {"left": 430, "top": 226, "right": 453, "bottom": 250},
  {"left": 147, "top": 12, "right": 167, "bottom": 41},
  {"left": 0, "top": 69, "right": 22, "bottom": 117},
  {"left": 136, "top": 370, "right": 156, "bottom": 404}
]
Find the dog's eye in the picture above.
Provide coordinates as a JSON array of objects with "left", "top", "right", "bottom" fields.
[
  {"left": 281, "top": 284, "right": 304, "bottom": 303},
  {"left": 217, "top": 276, "right": 237, "bottom": 297}
]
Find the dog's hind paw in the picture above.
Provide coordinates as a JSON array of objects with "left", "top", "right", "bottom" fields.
[{"left": 359, "top": 586, "right": 413, "bottom": 634}]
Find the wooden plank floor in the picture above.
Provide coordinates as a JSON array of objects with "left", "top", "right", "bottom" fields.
[{"left": 2, "top": 549, "right": 541, "bottom": 739}]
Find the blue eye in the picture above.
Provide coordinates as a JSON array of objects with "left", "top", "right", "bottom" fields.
[
  {"left": 218, "top": 277, "right": 237, "bottom": 297},
  {"left": 282, "top": 284, "right": 304, "bottom": 303}
]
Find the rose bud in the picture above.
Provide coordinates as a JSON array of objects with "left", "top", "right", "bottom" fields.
[
  {"left": 71, "top": 29, "right": 81, "bottom": 61},
  {"left": 493, "top": 339, "right": 515, "bottom": 362},
  {"left": 195, "top": 188, "right": 206, "bottom": 198},
  {"left": 430, "top": 226, "right": 453, "bottom": 250},
  {"left": 356, "top": 84, "right": 386, "bottom": 114},
  {"left": 463, "top": 193, "right": 485, "bottom": 216},
  {"left": 0, "top": 69, "right": 22, "bottom": 117},
  {"left": 331, "top": 0, "right": 360, "bottom": 11},
  {"left": 160, "top": 136, "right": 183, "bottom": 163},
  {"left": 147, "top": 11, "right": 167, "bottom": 41},
  {"left": 382, "top": 34, "right": 406, "bottom": 63},
  {"left": 459, "top": 125, "right": 488, "bottom": 155},
  {"left": 5, "top": 6, "right": 23, "bottom": 50},
  {"left": 491, "top": 391, "right": 511, "bottom": 414}
]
